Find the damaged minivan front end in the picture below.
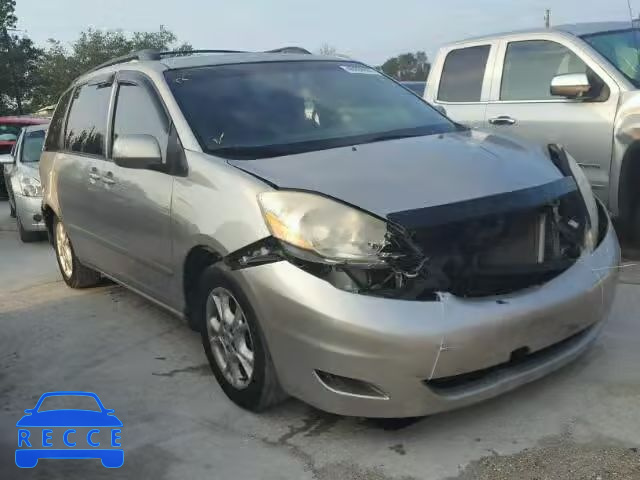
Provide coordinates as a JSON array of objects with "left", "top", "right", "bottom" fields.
[
  {"left": 227, "top": 144, "right": 606, "bottom": 302},
  {"left": 221, "top": 135, "right": 619, "bottom": 418}
]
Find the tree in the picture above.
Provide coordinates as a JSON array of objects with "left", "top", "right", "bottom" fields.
[
  {"left": 380, "top": 51, "right": 430, "bottom": 81},
  {"left": 0, "top": 0, "right": 42, "bottom": 114},
  {"left": 317, "top": 43, "right": 337, "bottom": 56},
  {"left": 31, "top": 27, "right": 189, "bottom": 109}
]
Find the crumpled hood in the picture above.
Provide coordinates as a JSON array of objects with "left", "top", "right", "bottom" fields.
[{"left": 229, "top": 129, "right": 563, "bottom": 219}]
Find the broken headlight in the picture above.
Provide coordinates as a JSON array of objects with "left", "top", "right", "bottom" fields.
[
  {"left": 558, "top": 150, "right": 599, "bottom": 252},
  {"left": 258, "top": 191, "right": 389, "bottom": 265}
]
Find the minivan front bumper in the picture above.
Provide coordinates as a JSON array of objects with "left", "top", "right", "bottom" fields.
[{"left": 233, "top": 220, "right": 620, "bottom": 418}]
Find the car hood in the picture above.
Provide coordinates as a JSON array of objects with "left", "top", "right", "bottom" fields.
[
  {"left": 16, "top": 410, "right": 123, "bottom": 427},
  {"left": 228, "top": 130, "right": 563, "bottom": 219},
  {"left": 19, "top": 162, "right": 40, "bottom": 179}
]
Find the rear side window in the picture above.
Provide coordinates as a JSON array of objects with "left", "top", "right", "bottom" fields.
[
  {"left": 64, "top": 82, "right": 112, "bottom": 156},
  {"left": 44, "top": 89, "right": 73, "bottom": 152},
  {"left": 438, "top": 45, "right": 491, "bottom": 102},
  {"left": 501, "top": 40, "right": 587, "bottom": 101},
  {"left": 112, "top": 83, "right": 169, "bottom": 158}
]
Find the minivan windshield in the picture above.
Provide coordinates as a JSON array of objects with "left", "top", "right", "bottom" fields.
[
  {"left": 582, "top": 28, "right": 640, "bottom": 87},
  {"left": 165, "top": 61, "right": 456, "bottom": 159}
]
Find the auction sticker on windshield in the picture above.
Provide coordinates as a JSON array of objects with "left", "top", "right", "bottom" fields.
[{"left": 15, "top": 391, "right": 123, "bottom": 468}]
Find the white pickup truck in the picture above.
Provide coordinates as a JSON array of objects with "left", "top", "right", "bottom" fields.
[{"left": 425, "top": 21, "right": 640, "bottom": 239}]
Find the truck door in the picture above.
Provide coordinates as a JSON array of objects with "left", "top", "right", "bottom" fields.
[{"left": 484, "top": 36, "right": 619, "bottom": 203}]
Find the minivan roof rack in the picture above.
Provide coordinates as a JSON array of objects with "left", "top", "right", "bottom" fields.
[
  {"left": 86, "top": 46, "right": 312, "bottom": 73},
  {"left": 87, "top": 49, "right": 162, "bottom": 73},
  {"left": 265, "top": 46, "right": 311, "bottom": 54}
]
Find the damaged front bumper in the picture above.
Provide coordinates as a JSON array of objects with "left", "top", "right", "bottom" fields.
[{"left": 229, "top": 213, "right": 620, "bottom": 418}]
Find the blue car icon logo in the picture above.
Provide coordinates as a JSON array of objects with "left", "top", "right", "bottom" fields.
[{"left": 15, "top": 391, "right": 123, "bottom": 468}]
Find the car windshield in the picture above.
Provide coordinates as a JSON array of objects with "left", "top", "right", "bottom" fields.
[
  {"left": 165, "top": 61, "right": 456, "bottom": 159},
  {"left": 0, "top": 124, "right": 22, "bottom": 142},
  {"left": 38, "top": 395, "right": 101, "bottom": 412},
  {"left": 582, "top": 28, "right": 640, "bottom": 87},
  {"left": 22, "top": 130, "right": 46, "bottom": 162}
]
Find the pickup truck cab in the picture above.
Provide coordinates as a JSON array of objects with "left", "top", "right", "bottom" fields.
[{"left": 426, "top": 22, "right": 640, "bottom": 239}]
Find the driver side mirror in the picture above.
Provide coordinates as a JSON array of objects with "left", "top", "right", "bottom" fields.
[
  {"left": 550, "top": 73, "right": 593, "bottom": 99},
  {"left": 112, "top": 134, "right": 163, "bottom": 170},
  {"left": 0, "top": 154, "right": 13, "bottom": 166}
]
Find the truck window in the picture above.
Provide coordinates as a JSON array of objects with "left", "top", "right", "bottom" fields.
[
  {"left": 501, "top": 40, "right": 587, "bottom": 101},
  {"left": 437, "top": 45, "right": 490, "bottom": 103}
]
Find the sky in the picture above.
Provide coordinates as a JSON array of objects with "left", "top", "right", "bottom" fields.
[{"left": 14, "top": 0, "right": 640, "bottom": 65}]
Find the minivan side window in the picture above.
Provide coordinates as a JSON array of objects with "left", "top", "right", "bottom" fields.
[
  {"left": 64, "top": 82, "right": 112, "bottom": 156},
  {"left": 112, "top": 83, "right": 169, "bottom": 159},
  {"left": 501, "top": 40, "right": 587, "bottom": 101},
  {"left": 437, "top": 45, "right": 491, "bottom": 102},
  {"left": 44, "top": 89, "right": 73, "bottom": 152}
]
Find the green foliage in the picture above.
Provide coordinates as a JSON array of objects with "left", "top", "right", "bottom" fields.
[
  {"left": 0, "top": 0, "right": 16, "bottom": 29},
  {"left": 380, "top": 51, "right": 430, "bottom": 81},
  {"left": 31, "top": 28, "right": 188, "bottom": 108},
  {"left": 1, "top": 1, "right": 190, "bottom": 114}
]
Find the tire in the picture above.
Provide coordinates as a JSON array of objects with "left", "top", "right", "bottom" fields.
[
  {"left": 197, "top": 264, "right": 287, "bottom": 412},
  {"left": 53, "top": 216, "right": 101, "bottom": 288},
  {"left": 630, "top": 199, "right": 640, "bottom": 243},
  {"left": 17, "top": 216, "right": 41, "bottom": 243}
]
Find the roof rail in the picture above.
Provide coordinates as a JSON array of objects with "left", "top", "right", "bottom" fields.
[
  {"left": 265, "top": 46, "right": 311, "bottom": 54},
  {"left": 158, "top": 49, "right": 249, "bottom": 57},
  {"left": 88, "top": 49, "right": 161, "bottom": 73},
  {"left": 87, "top": 46, "right": 312, "bottom": 74}
]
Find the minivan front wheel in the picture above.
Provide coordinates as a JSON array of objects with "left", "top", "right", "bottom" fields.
[
  {"left": 53, "top": 217, "right": 101, "bottom": 288},
  {"left": 197, "top": 265, "right": 287, "bottom": 411}
]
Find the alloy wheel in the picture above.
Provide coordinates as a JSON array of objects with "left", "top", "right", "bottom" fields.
[
  {"left": 205, "top": 287, "right": 255, "bottom": 389},
  {"left": 55, "top": 221, "right": 73, "bottom": 279}
]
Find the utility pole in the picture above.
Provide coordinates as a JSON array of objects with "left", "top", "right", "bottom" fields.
[{"left": 544, "top": 9, "right": 551, "bottom": 28}]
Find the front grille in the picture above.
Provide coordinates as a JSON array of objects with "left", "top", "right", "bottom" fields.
[{"left": 425, "top": 325, "right": 595, "bottom": 395}]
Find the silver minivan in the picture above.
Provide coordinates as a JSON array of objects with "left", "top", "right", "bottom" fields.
[{"left": 40, "top": 50, "right": 619, "bottom": 417}]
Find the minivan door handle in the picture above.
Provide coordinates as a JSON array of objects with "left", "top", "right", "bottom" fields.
[
  {"left": 488, "top": 115, "right": 517, "bottom": 126},
  {"left": 102, "top": 171, "right": 116, "bottom": 186}
]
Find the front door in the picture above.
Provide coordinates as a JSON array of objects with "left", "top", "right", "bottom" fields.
[{"left": 484, "top": 38, "right": 618, "bottom": 203}]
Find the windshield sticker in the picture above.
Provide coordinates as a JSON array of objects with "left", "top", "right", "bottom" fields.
[{"left": 339, "top": 65, "right": 380, "bottom": 75}]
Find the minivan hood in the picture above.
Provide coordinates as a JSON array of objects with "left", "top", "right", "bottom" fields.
[{"left": 228, "top": 130, "right": 562, "bottom": 219}]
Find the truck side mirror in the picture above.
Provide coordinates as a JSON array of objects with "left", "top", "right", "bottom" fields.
[{"left": 550, "top": 73, "right": 592, "bottom": 99}]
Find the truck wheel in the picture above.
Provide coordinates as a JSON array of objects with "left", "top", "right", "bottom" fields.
[
  {"left": 53, "top": 216, "right": 101, "bottom": 288},
  {"left": 197, "top": 264, "right": 287, "bottom": 412}
]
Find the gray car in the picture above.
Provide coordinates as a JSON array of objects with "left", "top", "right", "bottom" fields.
[
  {"left": 3, "top": 124, "right": 48, "bottom": 242},
  {"left": 40, "top": 49, "right": 619, "bottom": 417},
  {"left": 426, "top": 21, "right": 640, "bottom": 241}
]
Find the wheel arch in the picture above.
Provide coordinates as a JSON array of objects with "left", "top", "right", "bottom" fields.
[
  {"left": 182, "top": 244, "right": 223, "bottom": 326},
  {"left": 617, "top": 141, "right": 640, "bottom": 225}
]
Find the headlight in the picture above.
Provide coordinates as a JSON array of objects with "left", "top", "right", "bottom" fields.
[
  {"left": 18, "top": 174, "right": 42, "bottom": 197},
  {"left": 564, "top": 151, "right": 598, "bottom": 251},
  {"left": 257, "top": 191, "right": 388, "bottom": 264}
]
